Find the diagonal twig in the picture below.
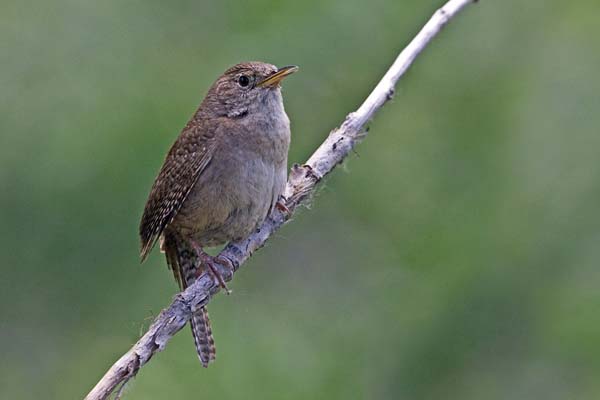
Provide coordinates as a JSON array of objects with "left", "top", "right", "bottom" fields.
[{"left": 84, "top": 1, "right": 478, "bottom": 398}]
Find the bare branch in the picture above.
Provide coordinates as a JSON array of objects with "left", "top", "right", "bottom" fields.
[{"left": 84, "top": 1, "right": 477, "bottom": 399}]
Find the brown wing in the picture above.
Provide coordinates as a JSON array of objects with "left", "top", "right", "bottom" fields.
[{"left": 139, "top": 121, "right": 216, "bottom": 261}]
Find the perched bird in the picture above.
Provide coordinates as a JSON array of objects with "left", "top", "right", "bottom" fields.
[{"left": 139, "top": 62, "right": 297, "bottom": 367}]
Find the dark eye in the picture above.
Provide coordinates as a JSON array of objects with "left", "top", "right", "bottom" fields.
[{"left": 238, "top": 75, "right": 250, "bottom": 87}]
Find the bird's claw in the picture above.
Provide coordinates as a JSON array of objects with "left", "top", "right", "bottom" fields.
[
  {"left": 275, "top": 197, "right": 290, "bottom": 215},
  {"left": 192, "top": 243, "right": 233, "bottom": 294},
  {"left": 212, "top": 255, "right": 234, "bottom": 295}
]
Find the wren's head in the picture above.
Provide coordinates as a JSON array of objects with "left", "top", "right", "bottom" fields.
[{"left": 198, "top": 62, "right": 298, "bottom": 119}]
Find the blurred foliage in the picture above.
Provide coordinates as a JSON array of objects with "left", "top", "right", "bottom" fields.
[{"left": 2, "top": 0, "right": 600, "bottom": 399}]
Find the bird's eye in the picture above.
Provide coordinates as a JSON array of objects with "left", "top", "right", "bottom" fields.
[{"left": 238, "top": 75, "right": 250, "bottom": 87}]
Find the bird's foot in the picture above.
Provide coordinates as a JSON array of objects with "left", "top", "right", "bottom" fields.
[
  {"left": 275, "top": 196, "right": 290, "bottom": 215},
  {"left": 191, "top": 242, "right": 233, "bottom": 295},
  {"left": 201, "top": 253, "right": 233, "bottom": 295}
]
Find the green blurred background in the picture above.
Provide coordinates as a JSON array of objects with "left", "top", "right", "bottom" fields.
[{"left": 2, "top": 0, "right": 600, "bottom": 399}]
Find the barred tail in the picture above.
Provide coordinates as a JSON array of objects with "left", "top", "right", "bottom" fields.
[
  {"left": 190, "top": 307, "right": 216, "bottom": 367},
  {"left": 163, "top": 233, "right": 217, "bottom": 367}
]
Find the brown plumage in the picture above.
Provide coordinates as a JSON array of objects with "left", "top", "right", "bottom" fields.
[{"left": 139, "top": 62, "right": 297, "bottom": 367}]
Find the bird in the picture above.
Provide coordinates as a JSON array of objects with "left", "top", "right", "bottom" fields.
[{"left": 139, "top": 62, "right": 297, "bottom": 367}]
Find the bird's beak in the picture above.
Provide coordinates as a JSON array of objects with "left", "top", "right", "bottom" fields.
[{"left": 257, "top": 65, "right": 299, "bottom": 87}]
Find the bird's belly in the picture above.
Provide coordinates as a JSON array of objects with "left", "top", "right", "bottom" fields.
[{"left": 172, "top": 154, "right": 281, "bottom": 247}]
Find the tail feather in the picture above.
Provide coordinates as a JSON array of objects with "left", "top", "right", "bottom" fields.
[
  {"left": 191, "top": 308, "right": 216, "bottom": 366},
  {"left": 163, "top": 233, "right": 217, "bottom": 367}
]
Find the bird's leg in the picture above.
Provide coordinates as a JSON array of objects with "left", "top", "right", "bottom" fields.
[
  {"left": 275, "top": 195, "right": 290, "bottom": 215},
  {"left": 201, "top": 253, "right": 233, "bottom": 295},
  {"left": 190, "top": 241, "right": 233, "bottom": 295}
]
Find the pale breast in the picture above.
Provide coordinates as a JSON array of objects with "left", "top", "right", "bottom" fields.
[{"left": 171, "top": 138, "right": 288, "bottom": 247}]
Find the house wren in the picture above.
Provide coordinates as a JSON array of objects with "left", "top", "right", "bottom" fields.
[{"left": 139, "top": 62, "right": 297, "bottom": 367}]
